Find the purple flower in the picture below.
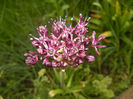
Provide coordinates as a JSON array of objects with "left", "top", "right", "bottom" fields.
[
  {"left": 86, "top": 55, "right": 95, "bottom": 62},
  {"left": 37, "top": 26, "right": 48, "bottom": 39},
  {"left": 42, "top": 57, "right": 51, "bottom": 66},
  {"left": 24, "top": 14, "right": 106, "bottom": 69},
  {"left": 75, "top": 14, "right": 90, "bottom": 36},
  {"left": 32, "top": 41, "right": 41, "bottom": 48},
  {"left": 91, "top": 31, "right": 106, "bottom": 55},
  {"left": 24, "top": 51, "right": 38, "bottom": 65}
]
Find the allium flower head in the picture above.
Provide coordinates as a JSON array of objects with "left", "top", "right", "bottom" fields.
[{"left": 24, "top": 14, "right": 106, "bottom": 70}]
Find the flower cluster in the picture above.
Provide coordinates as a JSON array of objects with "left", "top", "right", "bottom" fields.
[{"left": 24, "top": 14, "right": 106, "bottom": 69}]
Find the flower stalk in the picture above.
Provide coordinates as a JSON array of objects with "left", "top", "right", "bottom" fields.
[{"left": 60, "top": 70, "right": 65, "bottom": 89}]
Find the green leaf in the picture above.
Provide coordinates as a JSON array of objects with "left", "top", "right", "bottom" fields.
[
  {"left": 92, "top": 2, "right": 102, "bottom": 9},
  {"left": 104, "top": 89, "right": 114, "bottom": 98},
  {"left": 67, "top": 71, "right": 74, "bottom": 88},
  {"left": 90, "top": 18, "right": 101, "bottom": 25},
  {"left": 61, "top": 5, "right": 69, "bottom": 11},
  {"left": 73, "top": 93, "right": 86, "bottom": 99},
  {"left": 121, "top": 36, "right": 133, "bottom": 49},
  {"left": 100, "top": 31, "right": 113, "bottom": 37},
  {"left": 49, "top": 89, "right": 64, "bottom": 97},
  {"left": 115, "top": 0, "right": 121, "bottom": 16},
  {"left": 38, "top": 69, "right": 46, "bottom": 77}
]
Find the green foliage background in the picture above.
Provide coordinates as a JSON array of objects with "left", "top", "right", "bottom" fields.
[{"left": 0, "top": 0, "right": 133, "bottom": 99}]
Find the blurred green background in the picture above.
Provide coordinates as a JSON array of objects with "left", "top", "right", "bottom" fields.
[{"left": 0, "top": 0, "right": 133, "bottom": 99}]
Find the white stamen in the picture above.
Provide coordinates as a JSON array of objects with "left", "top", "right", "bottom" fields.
[
  {"left": 30, "top": 38, "right": 33, "bottom": 40},
  {"left": 53, "top": 56, "right": 57, "bottom": 60},
  {"left": 60, "top": 40, "right": 64, "bottom": 43},
  {"left": 59, "top": 16, "right": 61, "bottom": 21},
  {"left": 40, "top": 57, "right": 42, "bottom": 60},
  {"left": 71, "top": 17, "right": 73, "bottom": 20},
  {"left": 29, "top": 34, "right": 39, "bottom": 40},
  {"left": 64, "top": 62, "right": 68, "bottom": 66},
  {"left": 39, "top": 37, "right": 43, "bottom": 40},
  {"left": 29, "top": 34, "right": 32, "bottom": 36},
  {"left": 43, "top": 43, "right": 48, "bottom": 49},
  {"left": 53, "top": 42, "right": 56, "bottom": 45},
  {"left": 34, "top": 37, "right": 39, "bottom": 40},
  {"left": 62, "top": 69, "right": 65, "bottom": 72},
  {"left": 88, "top": 17, "right": 91, "bottom": 21}
]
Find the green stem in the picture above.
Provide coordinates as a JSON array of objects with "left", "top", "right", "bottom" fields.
[
  {"left": 61, "top": 70, "right": 65, "bottom": 89},
  {"left": 54, "top": 68, "right": 60, "bottom": 82}
]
